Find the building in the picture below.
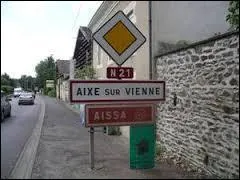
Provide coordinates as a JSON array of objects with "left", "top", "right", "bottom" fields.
[
  {"left": 87, "top": 1, "right": 239, "bottom": 178},
  {"left": 88, "top": 1, "right": 150, "bottom": 137},
  {"left": 151, "top": 1, "right": 229, "bottom": 57},
  {"left": 73, "top": 26, "right": 92, "bottom": 70},
  {"left": 88, "top": 0, "right": 230, "bottom": 138},
  {"left": 56, "top": 60, "right": 70, "bottom": 101}
]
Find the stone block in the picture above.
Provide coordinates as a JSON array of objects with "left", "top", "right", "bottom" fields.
[
  {"left": 229, "top": 43, "right": 238, "bottom": 48},
  {"left": 191, "top": 55, "right": 200, "bottom": 62},
  {"left": 208, "top": 54, "right": 215, "bottom": 59},
  {"left": 229, "top": 78, "right": 238, "bottom": 86},
  {"left": 222, "top": 51, "right": 234, "bottom": 57},
  {"left": 201, "top": 55, "right": 208, "bottom": 61},
  {"left": 213, "top": 48, "right": 226, "bottom": 54}
]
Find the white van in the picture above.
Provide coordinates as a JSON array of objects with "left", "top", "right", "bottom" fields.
[{"left": 13, "top": 87, "right": 23, "bottom": 97}]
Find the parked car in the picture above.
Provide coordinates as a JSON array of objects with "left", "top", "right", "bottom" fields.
[
  {"left": 13, "top": 87, "right": 23, "bottom": 97},
  {"left": 31, "top": 91, "right": 36, "bottom": 99},
  {"left": 1, "top": 90, "right": 12, "bottom": 121},
  {"left": 18, "top": 92, "right": 34, "bottom": 105}
]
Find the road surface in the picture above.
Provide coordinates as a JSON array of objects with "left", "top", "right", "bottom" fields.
[{"left": 1, "top": 95, "right": 41, "bottom": 179}]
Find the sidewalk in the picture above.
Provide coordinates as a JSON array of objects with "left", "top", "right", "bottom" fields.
[{"left": 31, "top": 96, "right": 199, "bottom": 179}]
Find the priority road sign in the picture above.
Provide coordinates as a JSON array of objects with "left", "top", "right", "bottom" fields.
[{"left": 93, "top": 11, "right": 146, "bottom": 66}]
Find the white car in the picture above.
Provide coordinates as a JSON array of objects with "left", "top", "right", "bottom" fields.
[
  {"left": 18, "top": 92, "right": 34, "bottom": 105},
  {"left": 13, "top": 88, "right": 23, "bottom": 97}
]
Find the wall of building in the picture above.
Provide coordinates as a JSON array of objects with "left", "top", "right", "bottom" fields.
[
  {"left": 89, "top": 1, "right": 150, "bottom": 139},
  {"left": 57, "top": 77, "right": 69, "bottom": 102},
  {"left": 155, "top": 32, "right": 239, "bottom": 178},
  {"left": 152, "top": 1, "right": 230, "bottom": 57}
]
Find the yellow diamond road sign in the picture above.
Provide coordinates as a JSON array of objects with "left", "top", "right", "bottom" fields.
[
  {"left": 93, "top": 11, "right": 146, "bottom": 66},
  {"left": 104, "top": 21, "right": 137, "bottom": 55}
]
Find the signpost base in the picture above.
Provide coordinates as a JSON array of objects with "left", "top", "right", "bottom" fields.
[{"left": 130, "top": 124, "right": 156, "bottom": 169}]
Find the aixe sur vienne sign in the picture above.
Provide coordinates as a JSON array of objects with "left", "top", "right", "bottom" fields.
[{"left": 69, "top": 80, "right": 165, "bottom": 103}]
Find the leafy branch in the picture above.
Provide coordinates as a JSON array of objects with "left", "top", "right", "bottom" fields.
[
  {"left": 226, "top": 1, "right": 239, "bottom": 31},
  {"left": 74, "top": 65, "right": 97, "bottom": 80}
]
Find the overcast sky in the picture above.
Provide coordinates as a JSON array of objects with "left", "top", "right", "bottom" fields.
[{"left": 1, "top": 1, "right": 102, "bottom": 79}]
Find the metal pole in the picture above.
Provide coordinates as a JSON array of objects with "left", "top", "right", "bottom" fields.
[
  {"left": 90, "top": 127, "right": 94, "bottom": 169},
  {"left": 149, "top": 1, "right": 153, "bottom": 80}
]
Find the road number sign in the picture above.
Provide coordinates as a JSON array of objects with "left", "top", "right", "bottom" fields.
[
  {"left": 85, "top": 104, "right": 155, "bottom": 127},
  {"left": 107, "top": 67, "right": 133, "bottom": 79}
]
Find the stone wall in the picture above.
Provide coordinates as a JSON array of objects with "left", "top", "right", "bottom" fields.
[{"left": 155, "top": 31, "right": 239, "bottom": 178}]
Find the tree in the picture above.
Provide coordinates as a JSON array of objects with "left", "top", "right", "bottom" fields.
[
  {"left": 35, "top": 55, "right": 56, "bottom": 94},
  {"left": 1, "top": 73, "right": 17, "bottom": 94},
  {"left": 11, "top": 78, "right": 20, "bottom": 88},
  {"left": 226, "top": 1, "right": 239, "bottom": 31},
  {"left": 1, "top": 73, "right": 11, "bottom": 86},
  {"left": 19, "top": 75, "right": 26, "bottom": 90}
]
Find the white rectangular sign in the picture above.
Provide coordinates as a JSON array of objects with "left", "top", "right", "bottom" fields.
[
  {"left": 46, "top": 80, "right": 54, "bottom": 88},
  {"left": 70, "top": 80, "right": 165, "bottom": 103}
]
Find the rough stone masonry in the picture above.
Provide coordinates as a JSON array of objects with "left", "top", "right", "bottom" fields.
[{"left": 155, "top": 31, "right": 239, "bottom": 178}]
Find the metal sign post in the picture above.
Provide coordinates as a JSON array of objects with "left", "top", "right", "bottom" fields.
[
  {"left": 89, "top": 127, "right": 94, "bottom": 169},
  {"left": 68, "top": 10, "right": 165, "bottom": 170}
]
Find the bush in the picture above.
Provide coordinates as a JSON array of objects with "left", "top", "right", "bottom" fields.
[
  {"left": 47, "top": 88, "right": 56, "bottom": 97},
  {"left": 1, "top": 85, "right": 14, "bottom": 94},
  {"left": 44, "top": 87, "right": 54, "bottom": 95}
]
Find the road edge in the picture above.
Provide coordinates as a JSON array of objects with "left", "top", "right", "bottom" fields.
[{"left": 8, "top": 95, "right": 45, "bottom": 179}]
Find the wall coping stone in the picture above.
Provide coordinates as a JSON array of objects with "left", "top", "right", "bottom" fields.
[{"left": 154, "top": 30, "right": 239, "bottom": 59}]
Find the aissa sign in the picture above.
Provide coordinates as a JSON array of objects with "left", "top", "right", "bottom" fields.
[{"left": 85, "top": 104, "right": 155, "bottom": 127}]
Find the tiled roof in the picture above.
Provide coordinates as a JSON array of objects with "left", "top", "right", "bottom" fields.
[
  {"left": 80, "top": 26, "right": 92, "bottom": 42},
  {"left": 56, "top": 60, "right": 70, "bottom": 76}
]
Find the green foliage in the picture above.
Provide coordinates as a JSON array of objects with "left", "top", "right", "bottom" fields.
[
  {"left": 226, "top": 1, "right": 239, "bottom": 30},
  {"left": 47, "top": 88, "right": 56, "bottom": 97},
  {"left": 1, "top": 73, "right": 18, "bottom": 88},
  {"left": 35, "top": 55, "right": 56, "bottom": 93},
  {"left": 1, "top": 85, "right": 14, "bottom": 94},
  {"left": 19, "top": 75, "right": 36, "bottom": 91},
  {"left": 74, "top": 65, "right": 96, "bottom": 79}
]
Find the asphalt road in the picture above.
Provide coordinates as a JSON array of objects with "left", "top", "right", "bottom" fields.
[{"left": 1, "top": 95, "right": 41, "bottom": 179}]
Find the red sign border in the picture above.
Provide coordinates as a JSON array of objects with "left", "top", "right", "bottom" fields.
[
  {"left": 69, "top": 80, "right": 165, "bottom": 103},
  {"left": 85, "top": 103, "right": 155, "bottom": 127},
  {"left": 107, "top": 67, "right": 134, "bottom": 79}
]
